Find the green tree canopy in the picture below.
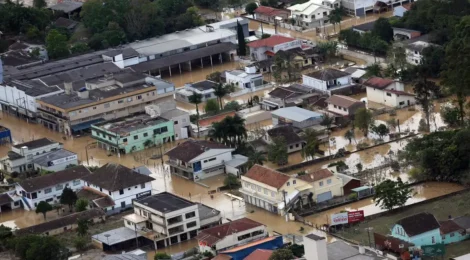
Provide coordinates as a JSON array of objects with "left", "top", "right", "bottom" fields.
[
  {"left": 46, "top": 30, "right": 69, "bottom": 59},
  {"left": 77, "top": 218, "right": 90, "bottom": 237},
  {"left": 12, "top": 235, "right": 68, "bottom": 260},
  {"left": 75, "top": 198, "right": 89, "bottom": 212},
  {"left": 372, "top": 17, "right": 393, "bottom": 43},
  {"left": 354, "top": 108, "right": 374, "bottom": 137},
  {"left": 60, "top": 187, "right": 78, "bottom": 212},
  {"left": 370, "top": 124, "right": 389, "bottom": 139},
  {"left": 268, "top": 137, "right": 288, "bottom": 166},
  {"left": 189, "top": 92, "right": 203, "bottom": 137},
  {"left": 269, "top": 248, "right": 294, "bottom": 260},
  {"left": 245, "top": 2, "right": 258, "bottom": 18},
  {"left": 35, "top": 201, "right": 53, "bottom": 220},
  {"left": 204, "top": 99, "right": 220, "bottom": 114},
  {"left": 374, "top": 178, "right": 413, "bottom": 211},
  {"left": 224, "top": 174, "right": 240, "bottom": 188}
]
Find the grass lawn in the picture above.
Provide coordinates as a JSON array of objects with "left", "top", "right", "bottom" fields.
[{"left": 336, "top": 190, "right": 470, "bottom": 257}]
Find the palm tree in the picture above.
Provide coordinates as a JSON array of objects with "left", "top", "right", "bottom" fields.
[
  {"left": 321, "top": 114, "right": 334, "bottom": 155},
  {"left": 213, "top": 83, "right": 228, "bottom": 109},
  {"left": 365, "top": 63, "right": 382, "bottom": 78},
  {"left": 344, "top": 129, "right": 354, "bottom": 144},
  {"left": 248, "top": 150, "right": 266, "bottom": 168},
  {"left": 188, "top": 92, "right": 203, "bottom": 138},
  {"left": 328, "top": 7, "right": 343, "bottom": 33},
  {"left": 301, "top": 129, "right": 318, "bottom": 160}
]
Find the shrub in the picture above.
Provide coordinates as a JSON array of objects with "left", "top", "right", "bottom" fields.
[{"left": 348, "top": 193, "right": 358, "bottom": 200}]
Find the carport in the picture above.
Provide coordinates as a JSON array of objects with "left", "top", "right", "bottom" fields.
[{"left": 0, "top": 194, "right": 14, "bottom": 213}]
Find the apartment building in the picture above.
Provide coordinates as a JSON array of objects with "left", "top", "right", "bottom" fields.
[
  {"left": 81, "top": 163, "right": 154, "bottom": 214},
  {"left": 1, "top": 138, "right": 63, "bottom": 173},
  {"left": 196, "top": 218, "right": 267, "bottom": 255},
  {"left": 36, "top": 71, "right": 175, "bottom": 136},
  {"left": 15, "top": 165, "right": 90, "bottom": 210},
  {"left": 123, "top": 192, "right": 217, "bottom": 249}
]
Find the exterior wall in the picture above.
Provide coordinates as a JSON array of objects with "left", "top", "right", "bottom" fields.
[
  {"left": 327, "top": 103, "right": 349, "bottom": 116},
  {"left": 291, "top": 6, "right": 331, "bottom": 28},
  {"left": 309, "top": 176, "right": 343, "bottom": 200},
  {"left": 209, "top": 225, "right": 267, "bottom": 253},
  {"left": 2, "top": 157, "right": 27, "bottom": 173},
  {"left": 264, "top": 133, "right": 303, "bottom": 153},
  {"left": 250, "top": 40, "right": 302, "bottom": 61},
  {"left": 34, "top": 157, "right": 78, "bottom": 172},
  {"left": 225, "top": 73, "right": 264, "bottom": 89},
  {"left": 406, "top": 48, "right": 423, "bottom": 65},
  {"left": 170, "top": 114, "right": 190, "bottom": 140},
  {"left": 341, "top": 0, "right": 377, "bottom": 15},
  {"left": 255, "top": 12, "right": 290, "bottom": 24},
  {"left": 391, "top": 224, "right": 442, "bottom": 247},
  {"left": 42, "top": 215, "right": 104, "bottom": 236},
  {"left": 442, "top": 231, "right": 469, "bottom": 245},
  {"left": 16, "top": 178, "right": 84, "bottom": 210},
  {"left": 366, "top": 85, "right": 415, "bottom": 108},
  {"left": 192, "top": 150, "right": 233, "bottom": 181},
  {"left": 272, "top": 114, "right": 322, "bottom": 129},
  {"left": 303, "top": 74, "right": 351, "bottom": 93},
  {"left": 4, "top": 142, "right": 63, "bottom": 173}
]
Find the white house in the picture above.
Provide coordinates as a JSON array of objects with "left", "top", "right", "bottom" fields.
[
  {"left": 302, "top": 68, "right": 353, "bottom": 95},
  {"left": 288, "top": 0, "right": 340, "bottom": 28},
  {"left": 393, "top": 3, "right": 411, "bottom": 17},
  {"left": 161, "top": 109, "right": 190, "bottom": 140},
  {"left": 364, "top": 77, "right": 416, "bottom": 108},
  {"left": 225, "top": 66, "right": 265, "bottom": 90},
  {"left": 32, "top": 149, "right": 78, "bottom": 172},
  {"left": 81, "top": 163, "right": 155, "bottom": 214},
  {"left": 325, "top": 95, "right": 365, "bottom": 116},
  {"left": 166, "top": 139, "right": 241, "bottom": 181},
  {"left": 102, "top": 48, "right": 140, "bottom": 69},
  {"left": 247, "top": 35, "right": 302, "bottom": 61},
  {"left": 271, "top": 106, "right": 323, "bottom": 129},
  {"left": 264, "top": 125, "right": 305, "bottom": 153},
  {"left": 175, "top": 80, "right": 218, "bottom": 103},
  {"left": 15, "top": 165, "right": 90, "bottom": 210},
  {"left": 123, "top": 192, "right": 221, "bottom": 249},
  {"left": 403, "top": 35, "right": 437, "bottom": 65},
  {"left": 196, "top": 218, "right": 267, "bottom": 255},
  {"left": 341, "top": 0, "right": 410, "bottom": 16},
  {"left": 1, "top": 138, "right": 63, "bottom": 173}
]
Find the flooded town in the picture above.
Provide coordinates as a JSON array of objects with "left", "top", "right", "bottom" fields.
[{"left": 0, "top": 0, "right": 469, "bottom": 260}]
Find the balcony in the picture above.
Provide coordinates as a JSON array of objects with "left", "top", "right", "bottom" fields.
[
  {"left": 166, "top": 159, "right": 193, "bottom": 172},
  {"left": 167, "top": 216, "right": 183, "bottom": 226},
  {"left": 37, "top": 107, "right": 68, "bottom": 121},
  {"left": 168, "top": 225, "right": 184, "bottom": 235}
]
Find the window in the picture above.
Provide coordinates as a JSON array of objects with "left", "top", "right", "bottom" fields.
[
  {"left": 237, "top": 233, "right": 251, "bottom": 241},
  {"left": 121, "top": 201, "right": 126, "bottom": 208},
  {"left": 450, "top": 232, "right": 455, "bottom": 237},
  {"left": 386, "top": 92, "right": 392, "bottom": 97},
  {"left": 122, "top": 138, "right": 127, "bottom": 142},
  {"left": 296, "top": 144, "right": 299, "bottom": 147},
  {"left": 289, "top": 145, "right": 293, "bottom": 149},
  {"left": 56, "top": 184, "right": 64, "bottom": 191},
  {"left": 108, "top": 191, "right": 111, "bottom": 195},
  {"left": 137, "top": 95, "right": 142, "bottom": 100},
  {"left": 334, "top": 105, "right": 337, "bottom": 108},
  {"left": 203, "top": 158, "right": 217, "bottom": 163},
  {"left": 286, "top": 182, "right": 290, "bottom": 186},
  {"left": 251, "top": 184, "right": 255, "bottom": 190},
  {"left": 93, "top": 106, "right": 97, "bottom": 110},
  {"left": 432, "top": 236, "right": 435, "bottom": 244},
  {"left": 119, "top": 189, "right": 124, "bottom": 195},
  {"left": 271, "top": 191, "right": 275, "bottom": 197},
  {"left": 128, "top": 188, "right": 131, "bottom": 190},
  {"left": 161, "top": 126, "right": 168, "bottom": 133},
  {"left": 442, "top": 235, "right": 445, "bottom": 240},
  {"left": 127, "top": 97, "right": 133, "bottom": 102},
  {"left": 319, "top": 181, "right": 323, "bottom": 187},
  {"left": 257, "top": 186, "right": 261, "bottom": 192},
  {"left": 293, "top": 180, "right": 296, "bottom": 185},
  {"left": 73, "top": 180, "right": 81, "bottom": 186},
  {"left": 205, "top": 94, "right": 211, "bottom": 99},
  {"left": 118, "top": 100, "right": 124, "bottom": 104},
  {"left": 44, "top": 188, "right": 52, "bottom": 194},
  {"left": 104, "top": 103, "right": 110, "bottom": 108},
  {"left": 143, "top": 133, "right": 148, "bottom": 137},
  {"left": 134, "top": 135, "right": 138, "bottom": 140},
  {"left": 187, "top": 221, "right": 197, "bottom": 228},
  {"left": 311, "top": 15, "right": 315, "bottom": 18},
  {"left": 327, "top": 179, "right": 332, "bottom": 184},
  {"left": 251, "top": 230, "right": 264, "bottom": 236},
  {"left": 264, "top": 188, "right": 268, "bottom": 195},
  {"left": 186, "top": 211, "right": 196, "bottom": 219},
  {"left": 141, "top": 183, "right": 145, "bottom": 189},
  {"left": 174, "top": 120, "right": 178, "bottom": 125},
  {"left": 399, "top": 101, "right": 405, "bottom": 105},
  {"left": 69, "top": 111, "right": 76, "bottom": 116}
]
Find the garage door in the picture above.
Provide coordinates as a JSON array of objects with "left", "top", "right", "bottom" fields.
[{"left": 317, "top": 191, "right": 332, "bottom": 203}]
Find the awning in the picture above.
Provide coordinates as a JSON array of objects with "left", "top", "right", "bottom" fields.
[
  {"left": 265, "top": 51, "right": 275, "bottom": 57},
  {"left": 71, "top": 118, "right": 104, "bottom": 132}
]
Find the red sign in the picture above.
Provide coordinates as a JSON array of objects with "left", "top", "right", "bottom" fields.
[{"left": 347, "top": 210, "right": 365, "bottom": 223}]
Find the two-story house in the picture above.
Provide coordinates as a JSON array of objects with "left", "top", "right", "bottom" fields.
[
  {"left": 196, "top": 218, "right": 267, "bottom": 255},
  {"left": 296, "top": 168, "right": 343, "bottom": 202},
  {"left": 403, "top": 35, "right": 437, "bottom": 65},
  {"left": 288, "top": 0, "right": 340, "bottom": 29},
  {"left": 123, "top": 192, "right": 221, "bottom": 249},
  {"left": 325, "top": 95, "right": 365, "bottom": 117},
  {"left": 175, "top": 80, "right": 218, "bottom": 103},
  {"left": 1, "top": 138, "right": 63, "bottom": 173},
  {"left": 240, "top": 165, "right": 314, "bottom": 215},
  {"left": 247, "top": 35, "right": 302, "bottom": 61},
  {"left": 15, "top": 165, "right": 90, "bottom": 210},
  {"left": 264, "top": 125, "right": 305, "bottom": 154},
  {"left": 254, "top": 6, "right": 290, "bottom": 24},
  {"left": 165, "top": 139, "right": 235, "bottom": 181},
  {"left": 225, "top": 67, "right": 266, "bottom": 90},
  {"left": 364, "top": 77, "right": 415, "bottom": 108},
  {"left": 302, "top": 68, "right": 354, "bottom": 95},
  {"left": 391, "top": 212, "right": 442, "bottom": 247},
  {"left": 81, "top": 163, "right": 154, "bottom": 214}
]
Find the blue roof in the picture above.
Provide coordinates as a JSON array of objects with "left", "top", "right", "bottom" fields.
[{"left": 271, "top": 107, "right": 323, "bottom": 122}]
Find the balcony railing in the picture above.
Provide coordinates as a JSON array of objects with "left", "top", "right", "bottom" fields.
[
  {"left": 37, "top": 107, "right": 68, "bottom": 121},
  {"left": 166, "top": 159, "right": 192, "bottom": 171}
]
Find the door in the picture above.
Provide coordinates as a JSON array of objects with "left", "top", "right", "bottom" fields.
[
  {"left": 316, "top": 191, "right": 333, "bottom": 203},
  {"left": 180, "top": 127, "right": 188, "bottom": 139}
]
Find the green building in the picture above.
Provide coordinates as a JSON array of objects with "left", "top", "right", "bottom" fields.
[{"left": 91, "top": 113, "right": 175, "bottom": 154}]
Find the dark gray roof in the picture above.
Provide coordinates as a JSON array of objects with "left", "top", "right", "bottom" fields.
[
  {"left": 0, "top": 51, "right": 41, "bottom": 67},
  {"left": 160, "top": 109, "right": 189, "bottom": 120},
  {"left": 49, "top": 1, "right": 83, "bottom": 13},
  {"left": 133, "top": 165, "right": 152, "bottom": 176},
  {"left": 305, "top": 233, "right": 325, "bottom": 241},
  {"left": 190, "top": 80, "right": 218, "bottom": 91},
  {"left": 452, "top": 216, "right": 470, "bottom": 230},
  {"left": 54, "top": 17, "right": 78, "bottom": 29},
  {"left": 16, "top": 208, "right": 105, "bottom": 235},
  {"left": 13, "top": 138, "right": 57, "bottom": 149},
  {"left": 18, "top": 165, "right": 90, "bottom": 193},
  {"left": 0, "top": 193, "right": 13, "bottom": 206},
  {"left": 103, "top": 48, "right": 140, "bottom": 59},
  {"left": 402, "top": 34, "right": 435, "bottom": 52},
  {"left": 136, "top": 192, "right": 194, "bottom": 213},
  {"left": 306, "top": 68, "right": 350, "bottom": 81},
  {"left": 267, "top": 125, "right": 303, "bottom": 145},
  {"left": 327, "top": 241, "right": 382, "bottom": 260},
  {"left": 131, "top": 43, "right": 237, "bottom": 72},
  {"left": 32, "top": 149, "right": 76, "bottom": 167},
  {"left": 165, "top": 139, "right": 230, "bottom": 162},
  {"left": 7, "top": 151, "right": 24, "bottom": 160},
  {"left": 6, "top": 79, "right": 62, "bottom": 97},
  {"left": 397, "top": 212, "right": 440, "bottom": 236},
  {"left": 104, "top": 254, "right": 146, "bottom": 260},
  {"left": 352, "top": 20, "right": 376, "bottom": 32},
  {"left": 198, "top": 203, "right": 221, "bottom": 220},
  {"left": 81, "top": 163, "right": 154, "bottom": 191}
]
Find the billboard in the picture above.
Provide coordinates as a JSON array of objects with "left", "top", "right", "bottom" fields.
[
  {"left": 330, "top": 210, "right": 365, "bottom": 226},
  {"left": 422, "top": 244, "right": 445, "bottom": 257}
]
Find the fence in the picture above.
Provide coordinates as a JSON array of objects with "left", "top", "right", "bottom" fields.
[{"left": 228, "top": 83, "right": 273, "bottom": 98}]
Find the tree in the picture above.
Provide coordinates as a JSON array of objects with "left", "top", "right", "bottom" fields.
[
  {"left": 440, "top": 103, "right": 460, "bottom": 127},
  {"left": 224, "top": 101, "right": 241, "bottom": 111},
  {"left": 73, "top": 237, "right": 88, "bottom": 256},
  {"left": 374, "top": 178, "right": 413, "bottom": 211},
  {"left": 387, "top": 45, "right": 407, "bottom": 74},
  {"left": 207, "top": 71, "right": 222, "bottom": 83},
  {"left": 356, "top": 163, "right": 363, "bottom": 172},
  {"left": 224, "top": 174, "right": 240, "bottom": 189},
  {"left": 370, "top": 124, "right": 389, "bottom": 139},
  {"left": 237, "top": 21, "right": 246, "bottom": 56},
  {"left": 155, "top": 252, "right": 171, "bottom": 260},
  {"left": 213, "top": 83, "right": 228, "bottom": 109},
  {"left": 208, "top": 115, "right": 247, "bottom": 147},
  {"left": 70, "top": 43, "right": 90, "bottom": 54},
  {"left": 35, "top": 201, "right": 53, "bottom": 220},
  {"left": 60, "top": 187, "right": 78, "bottom": 212},
  {"left": 420, "top": 45, "right": 445, "bottom": 77},
  {"left": 268, "top": 137, "right": 288, "bottom": 165},
  {"left": 204, "top": 99, "right": 220, "bottom": 114},
  {"left": 245, "top": 2, "right": 258, "bottom": 18},
  {"left": 269, "top": 248, "right": 294, "bottom": 260},
  {"left": 75, "top": 198, "right": 89, "bottom": 212},
  {"left": 248, "top": 150, "right": 266, "bottom": 168},
  {"left": 372, "top": 17, "right": 393, "bottom": 43},
  {"left": 103, "top": 22, "right": 127, "bottom": 47},
  {"left": 317, "top": 41, "right": 338, "bottom": 62},
  {"left": 26, "top": 26, "right": 42, "bottom": 41},
  {"left": 76, "top": 218, "right": 90, "bottom": 237},
  {"left": 188, "top": 92, "right": 203, "bottom": 138},
  {"left": 354, "top": 108, "right": 373, "bottom": 137},
  {"left": 33, "top": 0, "right": 47, "bottom": 8},
  {"left": 12, "top": 235, "right": 69, "bottom": 260},
  {"left": 364, "top": 63, "right": 382, "bottom": 78},
  {"left": 0, "top": 225, "right": 12, "bottom": 250},
  {"left": 301, "top": 129, "right": 318, "bottom": 160},
  {"left": 344, "top": 129, "right": 354, "bottom": 144},
  {"left": 328, "top": 7, "right": 343, "bottom": 33},
  {"left": 46, "top": 29, "right": 69, "bottom": 59},
  {"left": 413, "top": 77, "right": 440, "bottom": 131},
  {"left": 369, "top": 36, "right": 389, "bottom": 63},
  {"left": 175, "top": 7, "right": 204, "bottom": 31}
]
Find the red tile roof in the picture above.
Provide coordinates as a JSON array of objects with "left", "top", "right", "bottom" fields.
[
  {"left": 254, "top": 6, "right": 289, "bottom": 16},
  {"left": 244, "top": 249, "right": 273, "bottom": 260},
  {"left": 439, "top": 220, "right": 462, "bottom": 235},
  {"left": 363, "top": 77, "right": 396, "bottom": 89},
  {"left": 196, "top": 218, "right": 264, "bottom": 246},
  {"left": 244, "top": 164, "right": 290, "bottom": 189},
  {"left": 247, "top": 35, "right": 295, "bottom": 48},
  {"left": 297, "top": 168, "right": 333, "bottom": 183}
]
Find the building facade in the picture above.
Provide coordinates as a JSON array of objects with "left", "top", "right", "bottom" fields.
[
  {"left": 325, "top": 94, "right": 365, "bottom": 116},
  {"left": 364, "top": 77, "right": 416, "bottom": 107},
  {"left": 288, "top": 0, "right": 339, "bottom": 28},
  {"left": 248, "top": 35, "right": 302, "bottom": 61},
  {"left": 175, "top": 80, "right": 218, "bottom": 103},
  {"left": 302, "top": 68, "right": 353, "bottom": 95}
]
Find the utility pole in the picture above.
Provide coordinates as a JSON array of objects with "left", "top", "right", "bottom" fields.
[{"left": 283, "top": 190, "right": 288, "bottom": 222}]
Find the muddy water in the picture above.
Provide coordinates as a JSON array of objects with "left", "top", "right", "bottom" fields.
[
  {"left": 0, "top": 207, "right": 62, "bottom": 230},
  {"left": 305, "top": 182, "right": 465, "bottom": 226}
]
